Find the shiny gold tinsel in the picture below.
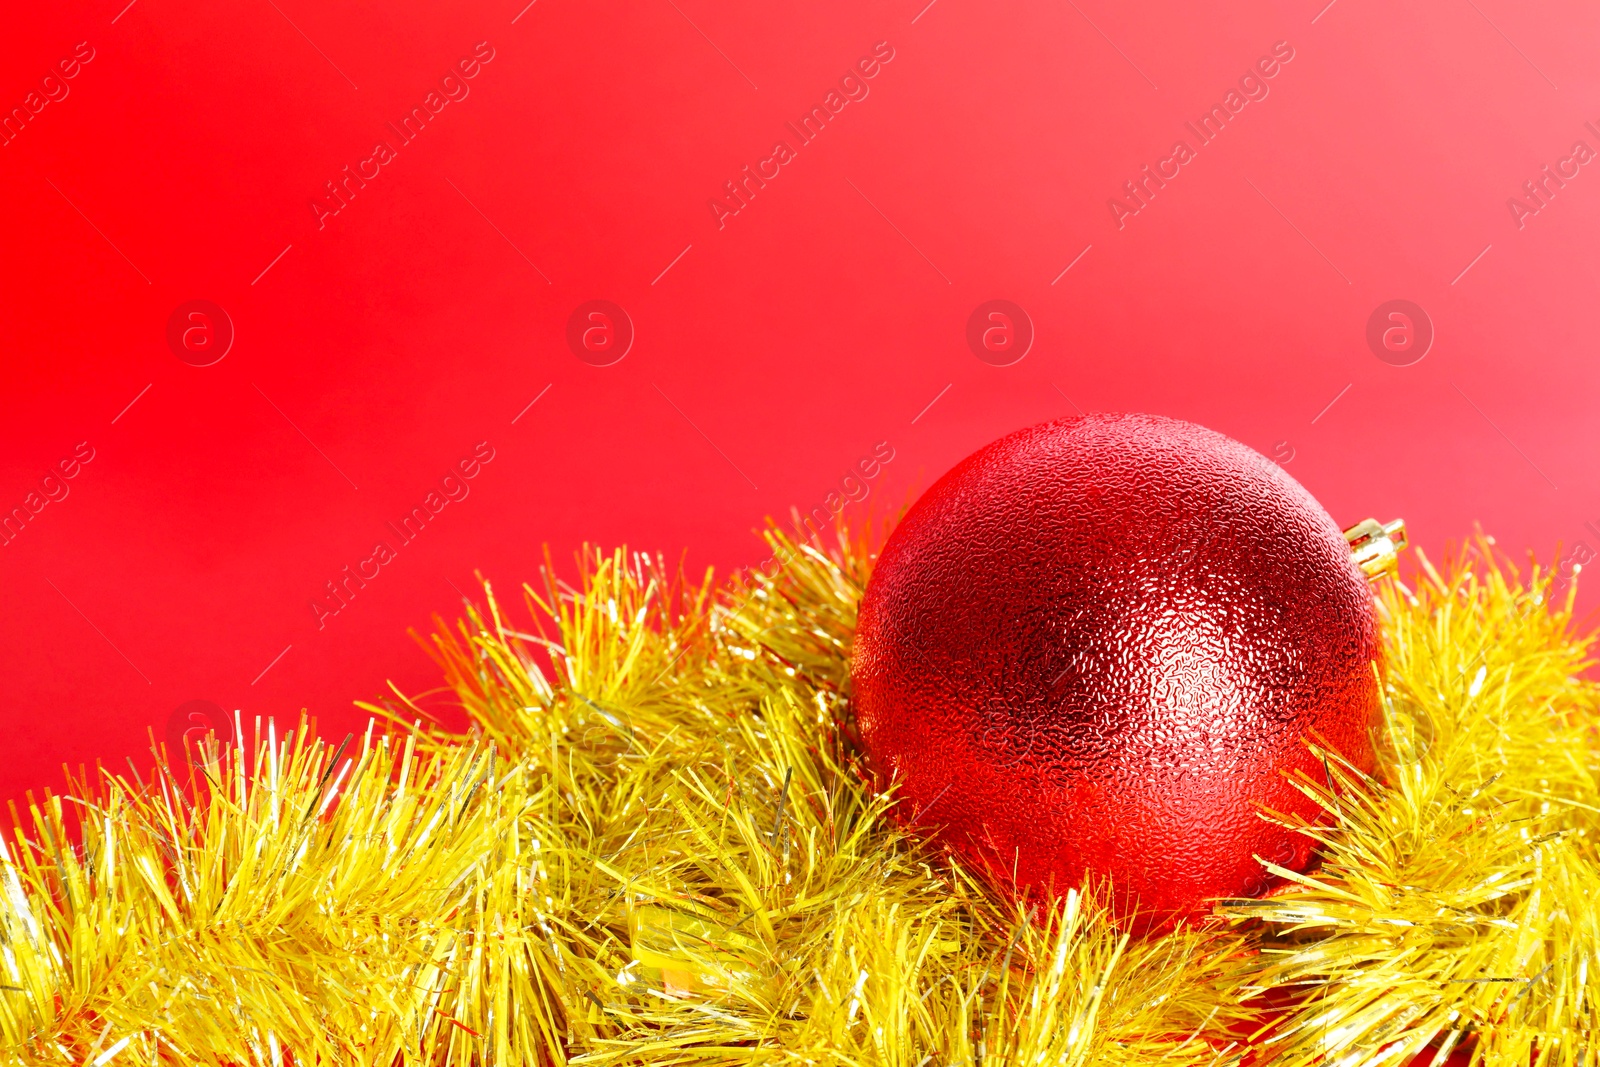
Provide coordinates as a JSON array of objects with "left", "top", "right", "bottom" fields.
[{"left": 0, "top": 525, "right": 1594, "bottom": 1066}]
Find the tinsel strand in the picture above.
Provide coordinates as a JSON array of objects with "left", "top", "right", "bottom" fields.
[{"left": 0, "top": 525, "right": 1593, "bottom": 1066}]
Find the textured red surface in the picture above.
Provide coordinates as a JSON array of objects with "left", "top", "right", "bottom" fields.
[{"left": 852, "top": 414, "right": 1380, "bottom": 921}]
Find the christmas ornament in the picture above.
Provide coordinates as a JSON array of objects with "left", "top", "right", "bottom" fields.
[{"left": 852, "top": 413, "right": 1405, "bottom": 923}]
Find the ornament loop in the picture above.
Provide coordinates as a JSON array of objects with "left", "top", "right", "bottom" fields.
[{"left": 1343, "top": 517, "right": 1408, "bottom": 579}]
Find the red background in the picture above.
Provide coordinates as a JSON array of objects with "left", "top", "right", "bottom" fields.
[{"left": 2, "top": 0, "right": 1597, "bottom": 803}]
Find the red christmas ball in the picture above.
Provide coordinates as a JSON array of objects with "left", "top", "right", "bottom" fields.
[{"left": 851, "top": 414, "right": 1380, "bottom": 924}]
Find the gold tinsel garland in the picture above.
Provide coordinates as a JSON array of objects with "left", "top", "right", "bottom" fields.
[{"left": 0, "top": 523, "right": 1595, "bottom": 1066}]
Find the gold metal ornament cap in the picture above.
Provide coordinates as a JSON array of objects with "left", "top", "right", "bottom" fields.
[{"left": 1344, "top": 517, "right": 1408, "bottom": 579}]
